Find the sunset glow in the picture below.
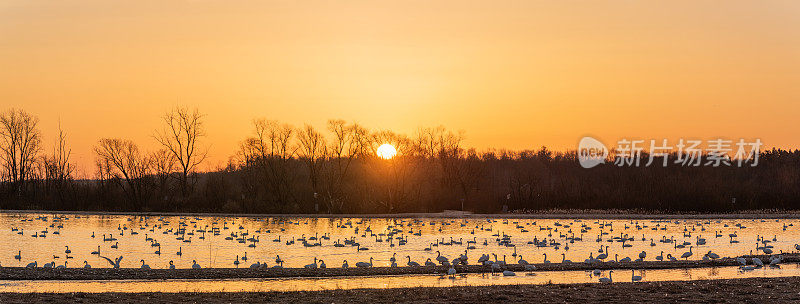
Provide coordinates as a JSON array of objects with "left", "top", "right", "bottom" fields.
[{"left": 1, "top": 1, "right": 799, "bottom": 173}]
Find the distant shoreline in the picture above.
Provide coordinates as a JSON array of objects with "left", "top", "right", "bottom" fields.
[{"left": 3, "top": 209, "right": 800, "bottom": 219}]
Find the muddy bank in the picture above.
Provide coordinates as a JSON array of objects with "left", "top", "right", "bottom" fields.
[
  {"left": 1, "top": 254, "right": 795, "bottom": 280},
  {"left": 1, "top": 276, "right": 799, "bottom": 303}
]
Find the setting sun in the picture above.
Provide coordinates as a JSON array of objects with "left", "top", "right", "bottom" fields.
[{"left": 376, "top": 144, "right": 397, "bottom": 159}]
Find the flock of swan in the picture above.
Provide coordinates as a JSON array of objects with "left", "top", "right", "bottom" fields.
[{"left": 4, "top": 214, "right": 800, "bottom": 283}]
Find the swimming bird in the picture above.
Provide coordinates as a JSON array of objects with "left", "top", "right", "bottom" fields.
[
  {"left": 597, "top": 246, "right": 609, "bottom": 260},
  {"left": 304, "top": 258, "right": 318, "bottom": 269},
  {"left": 140, "top": 259, "right": 151, "bottom": 270},
  {"left": 192, "top": 260, "right": 202, "bottom": 269},
  {"left": 631, "top": 270, "right": 642, "bottom": 282},
  {"left": 681, "top": 246, "right": 693, "bottom": 260},
  {"left": 356, "top": 257, "right": 373, "bottom": 268},
  {"left": 599, "top": 270, "right": 613, "bottom": 283}
]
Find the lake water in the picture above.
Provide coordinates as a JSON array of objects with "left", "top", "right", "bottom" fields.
[{"left": 2, "top": 213, "right": 798, "bottom": 269}]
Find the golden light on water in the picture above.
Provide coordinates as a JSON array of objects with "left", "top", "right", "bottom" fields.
[{"left": 376, "top": 144, "right": 397, "bottom": 159}]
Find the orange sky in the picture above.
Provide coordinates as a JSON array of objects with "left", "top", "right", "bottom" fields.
[{"left": 1, "top": 1, "right": 799, "bottom": 176}]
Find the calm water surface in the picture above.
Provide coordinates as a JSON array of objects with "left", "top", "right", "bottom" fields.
[{"left": 2, "top": 213, "right": 799, "bottom": 269}]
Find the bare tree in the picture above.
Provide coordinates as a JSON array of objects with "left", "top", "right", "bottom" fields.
[
  {"left": 154, "top": 106, "right": 208, "bottom": 197},
  {"left": 42, "top": 122, "right": 74, "bottom": 204},
  {"left": 94, "top": 138, "right": 152, "bottom": 209},
  {"left": 0, "top": 109, "right": 42, "bottom": 193},
  {"left": 297, "top": 124, "right": 327, "bottom": 211},
  {"left": 43, "top": 122, "right": 73, "bottom": 181},
  {"left": 238, "top": 119, "right": 297, "bottom": 210},
  {"left": 319, "top": 120, "right": 361, "bottom": 213},
  {"left": 151, "top": 148, "right": 177, "bottom": 203}
]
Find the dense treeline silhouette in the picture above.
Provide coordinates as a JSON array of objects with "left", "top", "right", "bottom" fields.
[{"left": 1, "top": 107, "right": 799, "bottom": 213}]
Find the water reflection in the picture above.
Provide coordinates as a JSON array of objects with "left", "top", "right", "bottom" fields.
[{"left": 0, "top": 265, "right": 797, "bottom": 293}]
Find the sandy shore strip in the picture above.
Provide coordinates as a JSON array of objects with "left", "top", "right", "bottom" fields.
[
  {"left": 1, "top": 276, "right": 799, "bottom": 303},
  {"left": 5, "top": 209, "right": 800, "bottom": 219},
  {"left": 1, "top": 254, "right": 794, "bottom": 280}
]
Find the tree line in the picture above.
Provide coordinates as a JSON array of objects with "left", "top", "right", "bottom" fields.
[{"left": 1, "top": 107, "right": 799, "bottom": 213}]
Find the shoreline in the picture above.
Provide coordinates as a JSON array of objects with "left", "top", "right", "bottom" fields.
[
  {"left": 0, "top": 253, "right": 793, "bottom": 280},
  {"left": 1, "top": 276, "right": 799, "bottom": 303},
  {"left": 4, "top": 209, "right": 800, "bottom": 219}
]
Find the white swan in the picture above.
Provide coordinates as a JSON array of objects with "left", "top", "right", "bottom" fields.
[
  {"left": 304, "top": 257, "right": 318, "bottom": 269},
  {"left": 597, "top": 246, "right": 609, "bottom": 260},
  {"left": 192, "top": 260, "right": 202, "bottom": 269},
  {"left": 681, "top": 246, "right": 693, "bottom": 260},
  {"left": 140, "top": 259, "right": 151, "bottom": 270},
  {"left": 599, "top": 270, "right": 613, "bottom": 283},
  {"left": 435, "top": 251, "right": 449, "bottom": 265},
  {"left": 83, "top": 261, "right": 91, "bottom": 269},
  {"left": 631, "top": 270, "right": 642, "bottom": 282},
  {"left": 356, "top": 257, "right": 373, "bottom": 268}
]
